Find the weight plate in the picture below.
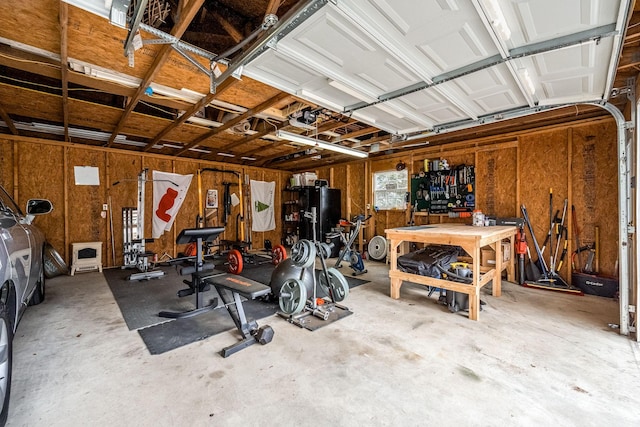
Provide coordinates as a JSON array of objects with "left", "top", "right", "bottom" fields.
[
  {"left": 278, "top": 278, "right": 307, "bottom": 315},
  {"left": 350, "top": 252, "right": 360, "bottom": 265},
  {"left": 227, "top": 249, "right": 243, "bottom": 274},
  {"left": 368, "top": 235, "right": 388, "bottom": 261},
  {"left": 319, "top": 267, "right": 350, "bottom": 302},
  {"left": 318, "top": 271, "right": 331, "bottom": 296},
  {"left": 318, "top": 242, "right": 332, "bottom": 259},
  {"left": 271, "top": 244, "right": 287, "bottom": 265},
  {"left": 290, "top": 239, "right": 316, "bottom": 268}
]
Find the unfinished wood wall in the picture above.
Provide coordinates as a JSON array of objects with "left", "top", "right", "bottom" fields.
[
  {"left": 313, "top": 117, "right": 619, "bottom": 279},
  {"left": 0, "top": 136, "right": 288, "bottom": 268}
]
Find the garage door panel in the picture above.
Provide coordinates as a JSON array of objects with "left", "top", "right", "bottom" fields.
[
  {"left": 243, "top": 0, "right": 626, "bottom": 136},
  {"left": 505, "top": 0, "right": 621, "bottom": 46}
]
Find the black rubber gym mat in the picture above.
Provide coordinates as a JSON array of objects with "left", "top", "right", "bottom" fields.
[
  {"left": 137, "top": 299, "right": 279, "bottom": 355},
  {"left": 104, "top": 262, "right": 369, "bottom": 354},
  {"left": 103, "top": 266, "right": 223, "bottom": 331}
]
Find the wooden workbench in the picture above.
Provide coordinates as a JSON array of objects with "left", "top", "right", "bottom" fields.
[{"left": 385, "top": 223, "right": 517, "bottom": 320}]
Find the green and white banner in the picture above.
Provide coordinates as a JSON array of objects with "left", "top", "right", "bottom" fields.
[{"left": 250, "top": 180, "right": 275, "bottom": 232}]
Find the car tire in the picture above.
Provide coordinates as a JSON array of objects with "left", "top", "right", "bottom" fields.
[
  {"left": 0, "top": 296, "right": 13, "bottom": 426},
  {"left": 28, "top": 263, "right": 45, "bottom": 306}
]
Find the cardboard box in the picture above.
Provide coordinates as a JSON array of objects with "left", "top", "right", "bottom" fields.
[
  {"left": 481, "top": 248, "right": 496, "bottom": 267},
  {"left": 301, "top": 172, "right": 317, "bottom": 186},
  {"left": 480, "top": 241, "right": 511, "bottom": 267},
  {"left": 501, "top": 241, "right": 511, "bottom": 262}
]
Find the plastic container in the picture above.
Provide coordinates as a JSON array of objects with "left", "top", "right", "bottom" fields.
[{"left": 472, "top": 210, "right": 484, "bottom": 226}]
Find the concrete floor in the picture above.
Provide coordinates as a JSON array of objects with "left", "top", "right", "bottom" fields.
[{"left": 6, "top": 260, "right": 640, "bottom": 426}]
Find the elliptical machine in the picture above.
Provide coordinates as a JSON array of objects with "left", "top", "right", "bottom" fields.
[{"left": 327, "top": 214, "right": 370, "bottom": 276}]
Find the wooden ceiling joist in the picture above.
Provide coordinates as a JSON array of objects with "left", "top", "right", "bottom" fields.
[
  {"left": 0, "top": 104, "right": 19, "bottom": 135},
  {"left": 333, "top": 126, "right": 378, "bottom": 143},
  {"left": 0, "top": 47, "right": 194, "bottom": 112},
  {"left": 210, "top": 10, "right": 244, "bottom": 43},
  {"left": 142, "top": 77, "right": 239, "bottom": 151},
  {"left": 106, "top": 0, "right": 205, "bottom": 147},
  {"left": 175, "top": 91, "right": 290, "bottom": 155},
  {"left": 225, "top": 121, "right": 289, "bottom": 153},
  {"left": 265, "top": 0, "right": 282, "bottom": 16}
]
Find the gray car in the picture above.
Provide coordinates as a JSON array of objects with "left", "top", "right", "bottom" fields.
[{"left": 0, "top": 185, "right": 52, "bottom": 425}]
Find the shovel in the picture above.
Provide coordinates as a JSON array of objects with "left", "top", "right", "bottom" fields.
[{"left": 525, "top": 246, "right": 541, "bottom": 281}]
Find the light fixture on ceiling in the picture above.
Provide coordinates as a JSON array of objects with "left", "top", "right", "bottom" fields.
[
  {"left": 217, "top": 152, "right": 235, "bottom": 157},
  {"left": 189, "top": 147, "right": 212, "bottom": 154},
  {"left": 241, "top": 156, "right": 256, "bottom": 161},
  {"left": 483, "top": 0, "right": 511, "bottom": 41},
  {"left": 276, "top": 130, "right": 368, "bottom": 159},
  {"left": 518, "top": 68, "right": 536, "bottom": 96}
]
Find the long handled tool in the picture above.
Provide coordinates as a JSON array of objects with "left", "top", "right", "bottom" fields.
[
  {"left": 521, "top": 204, "right": 550, "bottom": 279},
  {"left": 550, "top": 199, "right": 568, "bottom": 273},
  {"left": 521, "top": 204, "right": 582, "bottom": 294}
]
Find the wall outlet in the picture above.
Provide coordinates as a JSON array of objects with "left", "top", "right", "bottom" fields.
[{"left": 103, "top": 204, "right": 108, "bottom": 211}]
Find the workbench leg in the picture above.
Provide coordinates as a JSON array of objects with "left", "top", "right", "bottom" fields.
[
  {"left": 390, "top": 278, "right": 402, "bottom": 299},
  {"left": 469, "top": 290, "right": 479, "bottom": 321},
  {"left": 494, "top": 240, "right": 502, "bottom": 297},
  {"left": 506, "top": 235, "right": 515, "bottom": 282},
  {"left": 389, "top": 239, "right": 402, "bottom": 299}
]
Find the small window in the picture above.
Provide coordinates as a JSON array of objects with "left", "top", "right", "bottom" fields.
[{"left": 373, "top": 170, "right": 408, "bottom": 210}]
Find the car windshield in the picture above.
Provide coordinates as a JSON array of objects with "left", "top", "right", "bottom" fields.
[{"left": 0, "top": 185, "right": 23, "bottom": 216}]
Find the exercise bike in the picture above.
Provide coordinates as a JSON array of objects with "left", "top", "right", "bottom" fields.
[{"left": 327, "top": 214, "right": 370, "bottom": 276}]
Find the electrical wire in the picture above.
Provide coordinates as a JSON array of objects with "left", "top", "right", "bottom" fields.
[{"left": 139, "top": 100, "right": 174, "bottom": 116}]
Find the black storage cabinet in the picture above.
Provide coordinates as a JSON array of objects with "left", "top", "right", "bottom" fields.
[{"left": 298, "top": 186, "right": 341, "bottom": 242}]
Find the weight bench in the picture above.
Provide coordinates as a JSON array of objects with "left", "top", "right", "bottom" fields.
[
  {"left": 159, "top": 227, "right": 225, "bottom": 319},
  {"left": 205, "top": 274, "right": 274, "bottom": 357}
]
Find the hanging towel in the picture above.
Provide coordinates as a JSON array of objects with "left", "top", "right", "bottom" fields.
[
  {"left": 250, "top": 180, "right": 275, "bottom": 232},
  {"left": 152, "top": 171, "right": 193, "bottom": 239}
]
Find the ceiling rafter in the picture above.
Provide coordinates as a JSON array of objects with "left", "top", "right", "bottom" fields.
[
  {"left": 265, "top": 0, "right": 282, "bottom": 16},
  {"left": 225, "top": 122, "right": 290, "bottom": 156},
  {"left": 210, "top": 10, "right": 244, "bottom": 43},
  {"left": 0, "top": 103, "right": 19, "bottom": 135},
  {"left": 332, "top": 125, "right": 378, "bottom": 143},
  {"left": 142, "top": 79, "right": 238, "bottom": 151},
  {"left": 106, "top": 0, "right": 205, "bottom": 147},
  {"left": 250, "top": 117, "right": 350, "bottom": 165},
  {"left": 223, "top": 121, "right": 287, "bottom": 153},
  {"left": 59, "top": 1, "right": 70, "bottom": 142},
  {"left": 174, "top": 91, "right": 291, "bottom": 156},
  {"left": 351, "top": 134, "right": 390, "bottom": 148},
  {"left": 0, "top": 47, "right": 194, "bottom": 112}
]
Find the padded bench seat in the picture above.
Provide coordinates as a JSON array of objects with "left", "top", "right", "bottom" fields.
[
  {"left": 206, "top": 274, "right": 270, "bottom": 300},
  {"left": 177, "top": 262, "right": 216, "bottom": 276}
]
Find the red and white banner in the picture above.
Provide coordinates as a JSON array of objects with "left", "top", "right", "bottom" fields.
[{"left": 152, "top": 171, "right": 193, "bottom": 239}]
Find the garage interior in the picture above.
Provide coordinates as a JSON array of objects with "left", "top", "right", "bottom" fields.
[{"left": 1, "top": 0, "right": 640, "bottom": 425}]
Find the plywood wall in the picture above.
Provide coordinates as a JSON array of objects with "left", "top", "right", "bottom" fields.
[
  {"left": 314, "top": 117, "right": 619, "bottom": 279},
  {"left": 0, "top": 136, "right": 288, "bottom": 269}
]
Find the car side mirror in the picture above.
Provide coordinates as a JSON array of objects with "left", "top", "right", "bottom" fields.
[{"left": 26, "top": 199, "right": 53, "bottom": 215}]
